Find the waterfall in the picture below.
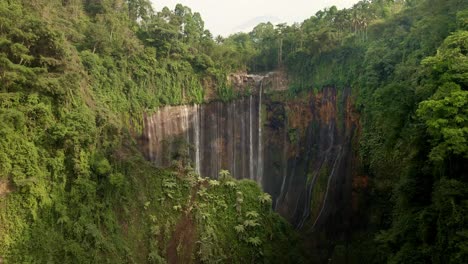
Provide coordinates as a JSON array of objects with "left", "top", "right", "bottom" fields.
[
  {"left": 249, "top": 94, "right": 254, "bottom": 180},
  {"left": 241, "top": 98, "right": 247, "bottom": 179},
  {"left": 275, "top": 125, "right": 289, "bottom": 211},
  {"left": 147, "top": 114, "right": 154, "bottom": 162},
  {"left": 154, "top": 110, "right": 162, "bottom": 165},
  {"left": 257, "top": 81, "right": 264, "bottom": 185},
  {"left": 184, "top": 105, "right": 189, "bottom": 144},
  {"left": 216, "top": 103, "right": 221, "bottom": 178},
  {"left": 212, "top": 103, "right": 219, "bottom": 178},
  {"left": 232, "top": 101, "right": 237, "bottom": 178},
  {"left": 310, "top": 147, "right": 343, "bottom": 230},
  {"left": 141, "top": 84, "right": 356, "bottom": 230},
  {"left": 143, "top": 81, "right": 265, "bottom": 185},
  {"left": 194, "top": 104, "right": 201, "bottom": 175}
]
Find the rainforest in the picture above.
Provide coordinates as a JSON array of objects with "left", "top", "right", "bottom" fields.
[{"left": 0, "top": 0, "right": 467, "bottom": 263}]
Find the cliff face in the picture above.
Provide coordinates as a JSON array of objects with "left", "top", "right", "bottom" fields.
[
  {"left": 138, "top": 80, "right": 359, "bottom": 230},
  {"left": 228, "top": 71, "right": 289, "bottom": 93},
  {"left": 263, "top": 87, "right": 359, "bottom": 231},
  {"left": 139, "top": 89, "right": 264, "bottom": 182}
]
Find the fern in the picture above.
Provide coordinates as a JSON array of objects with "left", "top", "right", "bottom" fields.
[
  {"left": 208, "top": 180, "right": 220, "bottom": 187},
  {"left": 247, "top": 237, "right": 262, "bottom": 247},
  {"left": 246, "top": 211, "right": 259, "bottom": 219},
  {"left": 234, "top": 225, "right": 245, "bottom": 234},
  {"left": 162, "top": 179, "right": 177, "bottom": 189},
  {"left": 258, "top": 193, "right": 272, "bottom": 204},
  {"left": 243, "top": 219, "right": 260, "bottom": 228},
  {"left": 224, "top": 180, "right": 236, "bottom": 188}
]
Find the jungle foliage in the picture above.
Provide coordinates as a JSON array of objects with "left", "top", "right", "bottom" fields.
[
  {"left": 229, "top": 0, "right": 467, "bottom": 263},
  {"left": 0, "top": 0, "right": 300, "bottom": 263},
  {"left": 1, "top": 0, "right": 467, "bottom": 263}
]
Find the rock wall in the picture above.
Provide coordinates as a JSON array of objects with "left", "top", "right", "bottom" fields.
[
  {"left": 140, "top": 94, "right": 262, "bottom": 181},
  {"left": 138, "top": 85, "right": 359, "bottom": 230},
  {"left": 263, "top": 87, "right": 358, "bottom": 230},
  {"left": 228, "top": 70, "right": 289, "bottom": 94}
]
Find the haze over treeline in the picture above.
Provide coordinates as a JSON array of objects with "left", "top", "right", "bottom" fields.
[{"left": 151, "top": 0, "right": 361, "bottom": 36}]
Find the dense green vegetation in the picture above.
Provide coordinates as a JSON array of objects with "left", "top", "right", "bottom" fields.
[
  {"left": 226, "top": 0, "right": 467, "bottom": 262},
  {"left": 1, "top": 0, "right": 467, "bottom": 263},
  {"left": 0, "top": 0, "right": 300, "bottom": 263}
]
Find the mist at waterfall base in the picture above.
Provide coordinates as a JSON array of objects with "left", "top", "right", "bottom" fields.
[{"left": 139, "top": 83, "right": 357, "bottom": 232}]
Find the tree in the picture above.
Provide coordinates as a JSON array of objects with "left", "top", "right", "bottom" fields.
[
  {"left": 276, "top": 23, "right": 287, "bottom": 66},
  {"left": 417, "top": 30, "right": 468, "bottom": 163},
  {"left": 127, "top": 0, "right": 153, "bottom": 22}
]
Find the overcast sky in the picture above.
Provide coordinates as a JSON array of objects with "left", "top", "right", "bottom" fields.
[{"left": 150, "top": 0, "right": 360, "bottom": 36}]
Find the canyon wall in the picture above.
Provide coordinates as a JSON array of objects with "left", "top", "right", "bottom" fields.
[
  {"left": 140, "top": 87, "right": 263, "bottom": 182},
  {"left": 138, "top": 77, "right": 358, "bottom": 229},
  {"left": 263, "top": 87, "right": 358, "bottom": 231}
]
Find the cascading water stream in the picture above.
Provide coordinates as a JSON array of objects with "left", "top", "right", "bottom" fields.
[
  {"left": 231, "top": 101, "right": 236, "bottom": 178},
  {"left": 141, "top": 83, "right": 355, "bottom": 230},
  {"left": 249, "top": 94, "right": 254, "bottom": 180},
  {"left": 184, "top": 106, "right": 190, "bottom": 144},
  {"left": 257, "top": 80, "right": 264, "bottom": 184},
  {"left": 310, "top": 147, "right": 343, "bottom": 231},
  {"left": 194, "top": 104, "right": 201, "bottom": 175},
  {"left": 147, "top": 115, "right": 154, "bottom": 162},
  {"left": 275, "top": 125, "right": 289, "bottom": 211},
  {"left": 295, "top": 120, "right": 336, "bottom": 228},
  {"left": 143, "top": 76, "right": 265, "bottom": 184}
]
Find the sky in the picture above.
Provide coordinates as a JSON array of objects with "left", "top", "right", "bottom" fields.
[{"left": 150, "top": 0, "right": 361, "bottom": 36}]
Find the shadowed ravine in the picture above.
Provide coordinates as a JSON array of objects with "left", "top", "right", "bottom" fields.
[{"left": 139, "top": 79, "right": 358, "bottom": 229}]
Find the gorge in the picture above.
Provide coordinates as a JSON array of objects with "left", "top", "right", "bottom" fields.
[
  {"left": 139, "top": 73, "right": 360, "bottom": 229},
  {"left": 1, "top": 0, "right": 466, "bottom": 263}
]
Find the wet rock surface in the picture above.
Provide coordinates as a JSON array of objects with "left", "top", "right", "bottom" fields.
[{"left": 139, "top": 86, "right": 358, "bottom": 231}]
